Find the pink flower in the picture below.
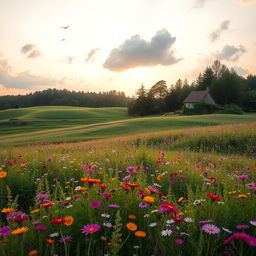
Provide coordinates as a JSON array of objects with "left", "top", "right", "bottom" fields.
[
  {"left": 201, "top": 224, "right": 220, "bottom": 234},
  {"left": 103, "top": 193, "right": 112, "bottom": 199},
  {"left": 236, "top": 225, "right": 249, "bottom": 230},
  {"left": 82, "top": 224, "right": 101, "bottom": 235},
  {"left": 36, "top": 225, "right": 48, "bottom": 231},
  {"left": 175, "top": 238, "right": 184, "bottom": 245},
  {"left": 224, "top": 232, "right": 256, "bottom": 247},
  {"left": 236, "top": 175, "right": 248, "bottom": 181},
  {"left": 89, "top": 201, "right": 103, "bottom": 208}
]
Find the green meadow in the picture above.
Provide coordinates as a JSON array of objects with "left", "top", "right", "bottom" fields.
[
  {"left": 1, "top": 106, "right": 256, "bottom": 146},
  {"left": 0, "top": 107, "right": 256, "bottom": 255}
]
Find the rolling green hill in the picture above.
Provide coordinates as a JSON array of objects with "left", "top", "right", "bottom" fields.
[{"left": 1, "top": 106, "right": 256, "bottom": 146}]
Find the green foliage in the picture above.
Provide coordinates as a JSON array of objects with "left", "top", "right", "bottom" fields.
[
  {"left": 224, "top": 104, "right": 243, "bottom": 114},
  {"left": 183, "top": 103, "right": 224, "bottom": 115}
]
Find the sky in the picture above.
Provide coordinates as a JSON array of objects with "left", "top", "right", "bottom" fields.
[{"left": 0, "top": 0, "right": 256, "bottom": 96}]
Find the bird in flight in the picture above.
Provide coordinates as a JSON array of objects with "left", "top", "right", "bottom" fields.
[
  {"left": 61, "top": 26, "right": 69, "bottom": 29},
  {"left": 61, "top": 39, "right": 66, "bottom": 41}
]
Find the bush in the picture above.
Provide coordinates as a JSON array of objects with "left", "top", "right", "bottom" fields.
[
  {"left": 224, "top": 104, "right": 243, "bottom": 114},
  {"left": 182, "top": 103, "right": 224, "bottom": 115}
]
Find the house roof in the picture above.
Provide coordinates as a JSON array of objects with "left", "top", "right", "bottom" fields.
[{"left": 183, "top": 90, "right": 209, "bottom": 103}]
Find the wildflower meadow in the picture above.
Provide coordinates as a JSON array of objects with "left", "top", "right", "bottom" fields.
[{"left": 0, "top": 123, "right": 255, "bottom": 256}]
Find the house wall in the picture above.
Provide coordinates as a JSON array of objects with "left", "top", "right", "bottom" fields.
[
  {"left": 184, "top": 103, "right": 194, "bottom": 108},
  {"left": 202, "top": 94, "right": 215, "bottom": 104}
]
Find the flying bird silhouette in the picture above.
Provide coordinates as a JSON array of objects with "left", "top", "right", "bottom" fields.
[{"left": 61, "top": 26, "right": 69, "bottom": 29}]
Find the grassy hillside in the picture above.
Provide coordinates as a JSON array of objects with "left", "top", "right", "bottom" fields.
[{"left": 1, "top": 106, "right": 256, "bottom": 146}]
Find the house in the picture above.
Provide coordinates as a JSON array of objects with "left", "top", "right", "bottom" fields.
[{"left": 183, "top": 88, "right": 215, "bottom": 108}]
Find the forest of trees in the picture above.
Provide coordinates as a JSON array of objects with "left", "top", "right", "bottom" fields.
[
  {"left": 0, "top": 89, "right": 129, "bottom": 110},
  {"left": 128, "top": 60, "right": 256, "bottom": 115}
]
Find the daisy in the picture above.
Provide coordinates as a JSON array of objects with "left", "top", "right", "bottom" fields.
[
  {"left": 82, "top": 224, "right": 101, "bottom": 235},
  {"left": 202, "top": 224, "right": 220, "bottom": 234},
  {"left": 161, "top": 229, "right": 172, "bottom": 236}
]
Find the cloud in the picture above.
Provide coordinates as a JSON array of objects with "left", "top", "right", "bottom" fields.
[
  {"left": 21, "top": 44, "right": 42, "bottom": 59},
  {"left": 215, "top": 45, "right": 246, "bottom": 61},
  {"left": 235, "top": 0, "right": 256, "bottom": 5},
  {"left": 209, "top": 20, "right": 230, "bottom": 42},
  {"left": 85, "top": 48, "right": 100, "bottom": 63},
  {"left": 193, "top": 0, "right": 210, "bottom": 8},
  {"left": 231, "top": 66, "right": 249, "bottom": 76},
  {"left": 0, "top": 58, "right": 55, "bottom": 89},
  {"left": 65, "top": 56, "right": 75, "bottom": 64},
  {"left": 103, "top": 29, "right": 181, "bottom": 72}
]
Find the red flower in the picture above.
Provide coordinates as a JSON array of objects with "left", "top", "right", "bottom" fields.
[
  {"left": 50, "top": 218, "right": 65, "bottom": 224},
  {"left": 206, "top": 192, "right": 222, "bottom": 201},
  {"left": 172, "top": 216, "right": 185, "bottom": 222}
]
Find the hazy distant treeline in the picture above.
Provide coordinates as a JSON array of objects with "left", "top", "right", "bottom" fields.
[{"left": 0, "top": 89, "right": 129, "bottom": 110}]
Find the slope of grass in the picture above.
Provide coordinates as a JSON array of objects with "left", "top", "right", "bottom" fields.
[{"left": 1, "top": 106, "right": 256, "bottom": 146}]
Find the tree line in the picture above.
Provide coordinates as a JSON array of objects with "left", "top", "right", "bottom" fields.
[
  {"left": 128, "top": 60, "right": 256, "bottom": 115},
  {"left": 0, "top": 89, "right": 129, "bottom": 110}
]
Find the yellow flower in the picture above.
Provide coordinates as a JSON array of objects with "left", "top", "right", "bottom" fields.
[
  {"left": 64, "top": 216, "right": 74, "bottom": 226},
  {"left": 0, "top": 172, "right": 7, "bottom": 179},
  {"left": 134, "top": 231, "right": 146, "bottom": 237},
  {"left": 126, "top": 222, "right": 138, "bottom": 231},
  {"left": 28, "top": 250, "right": 38, "bottom": 256},
  {"left": 143, "top": 196, "right": 155, "bottom": 203},
  {"left": 1, "top": 208, "right": 14, "bottom": 213},
  {"left": 11, "top": 227, "right": 29, "bottom": 235}
]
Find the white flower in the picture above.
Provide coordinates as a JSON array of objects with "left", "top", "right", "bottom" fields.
[
  {"left": 222, "top": 227, "right": 232, "bottom": 233},
  {"left": 161, "top": 229, "right": 172, "bottom": 236},
  {"left": 49, "top": 232, "right": 59, "bottom": 237},
  {"left": 184, "top": 217, "right": 194, "bottom": 223},
  {"left": 250, "top": 220, "right": 256, "bottom": 226},
  {"left": 149, "top": 222, "right": 157, "bottom": 227},
  {"left": 101, "top": 213, "right": 110, "bottom": 218},
  {"left": 166, "top": 219, "right": 175, "bottom": 224}
]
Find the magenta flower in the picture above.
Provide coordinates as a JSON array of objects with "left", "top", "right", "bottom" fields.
[
  {"left": 103, "top": 193, "right": 112, "bottom": 199},
  {"left": 126, "top": 166, "right": 137, "bottom": 174},
  {"left": 202, "top": 224, "right": 220, "bottom": 234},
  {"left": 236, "top": 225, "right": 249, "bottom": 230},
  {"left": 247, "top": 182, "right": 256, "bottom": 190},
  {"left": 82, "top": 224, "right": 101, "bottom": 235},
  {"left": 89, "top": 201, "right": 103, "bottom": 208},
  {"left": 0, "top": 226, "right": 11, "bottom": 237},
  {"left": 108, "top": 204, "right": 120, "bottom": 208},
  {"left": 224, "top": 232, "right": 256, "bottom": 247},
  {"left": 175, "top": 238, "right": 184, "bottom": 245},
  {"left": 35, "top": 225, "right": 48, "bottom": 231},
  {"left": 236, "top": 175, "right": 248, "bottom": 181},
  {"left": 198, "top": 220, "right": 214, "bottom": 225},
  {"left": 6, "top": 211, "right": 29, "bottom": 223}
]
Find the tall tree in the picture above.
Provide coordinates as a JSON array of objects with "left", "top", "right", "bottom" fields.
[
  {"left": 197, "top": 67, "right": 215, "bottom": 90},
  {"left": 212, "top": 60, "right": 227, "bottom": 79}
]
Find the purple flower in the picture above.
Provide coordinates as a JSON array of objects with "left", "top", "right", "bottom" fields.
[
  {"left": 59, "top": 235, "right": 72, "bottom": 243},
  {"left": 82, "top": 224, "right": 101, "bottom": 235},
  {"left": 175, "top": 238, "right": 184, "bottom": 245},
  {"left": 126, "top": 166, "right": 137, "bottom": 175},
  {"left": 123, "top": 175, "right": 131, "bottom": 181},
  {"left": 89, "top": 201, "right": 103, "bottom": 208},
  {"left": 0, "top": 226, "right": 11, "bottom": 237},
  {"left": 103, "top": 222, "right": 112, "bottom": 228},
  {"left": 47, "top": 157, "right": 53, "bottom": 162},
  {"left": 202, "top": 224, "right": 220, "bottom": 234},
  {"left": 139, "top": 202, "right": 149, "bottom": 208},
  {"left": 247, "top": 182, "right": 256, "bottom": 190}
]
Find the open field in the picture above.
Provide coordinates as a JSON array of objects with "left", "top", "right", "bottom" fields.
[
  {"left": 1, "top": 106, "right": 256, "bottom": 146},
  {"left": 0, "top": 121, "right": 256, "bottom": 255}
]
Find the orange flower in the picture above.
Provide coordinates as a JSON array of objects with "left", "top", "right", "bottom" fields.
[
  {"left": 238, "top": 194, "right": 247, "bottom": 198},
  {"left": 126, "top": 222, "right": 138, "bottom": 231},
  {"left": 157, "top": 175, "right": 163, "bottom": 181},
  {"left": 40, "top": 202, "right": 53, "bottom": 208},
  {"left": 128, "top": 214, "right": 136, "bottom": 219},
  {"left": 11, "top": 227, "right": 29, "bottom": 235},
  {"left": 0, "top": 172, "right": 7, "bottom": 179},
  {"left": 64, "top": 216, "right": 74, "bottom": 226},
  {"left": 227, "top": 191, "right": 237, "bottom": 194},
  {"left": 31, "top": 209, "right": 40, "bottom": 214},
  {"left": 45, "top": 238, "right": 55, "bottom": 244},
  {"left": 79, "top": 186, "right": 87, "bottom": 190},
  {"left": 28, "top": 250, "right": 38, "bottom": 256},
  {"left": 80, "top": 177, "right": 101, "bottom": 183},
  {"left": 178, "top": 197, "right": 184, "bottom": 203},
  {"left": 134, "top": 231, "right": 146, "bottom": 237},
  {"left": 1, "top": 208, "right": 14, "bottom": 213},
  {"left": 143, "top": 196, "right": 155, "bottom": 203}
]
